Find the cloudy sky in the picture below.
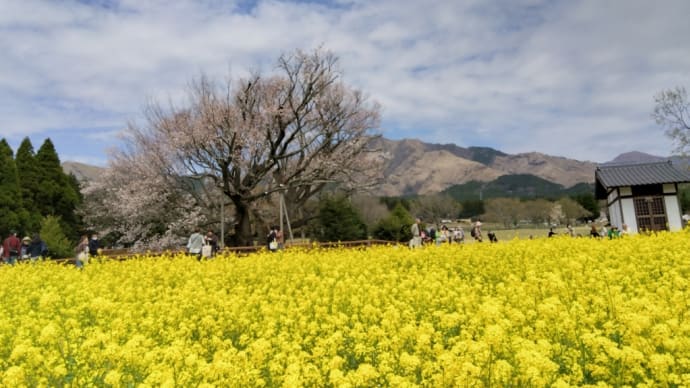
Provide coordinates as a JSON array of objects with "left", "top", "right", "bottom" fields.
[{"left": 1, "top": 0, "right": 689, "bottom": 165}]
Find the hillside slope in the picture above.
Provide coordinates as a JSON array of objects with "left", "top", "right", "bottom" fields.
[
  {"left": 372, "top": 138, "right": 597, "bottom": 196},
  {"left": 63, "top": 137, "right": 605, "bottom": 197}
]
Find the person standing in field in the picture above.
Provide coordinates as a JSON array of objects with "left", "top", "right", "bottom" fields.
[
  {"left": 487, "top": 231, "right": 498, "bottom": 243},
  {"left": 187, "top": 227, "right": 204, "bottom": 261},
  {"left": 566, "top": 224, "right": 574, "bottom": 237},
  {"left": 2, "top": 231, "right": 22, "bottom": 265},
  {"left": 19, "top": 236, "right": 31, "bottom": 261},
  {"left": 205, "top": 230, "right": 218, "bottom": 256},
  {"left": 600, "top": 224, "right": 609, "bottom": 238},
  {"left": 267, "top": 225, "right": 279, "bottom": 252},
  {"left": 453, "top": 227, "right": 465, "bottom": 243},
  {"left": 28, "top": 234, "right": 48, "bottom": 261},
  {"left": 88, "top": 233, "right": 100, "bottom": 257},
  {"left": 589, "top": 224, "right": 600, "bottom": 238},
  {"left": 437, "top": 225, "right": 451, "bottom": 245},
  {"left": 409, "top": 218, "right": 422, "bottom": 248},
  {"left": 471, "top": 221, "right": 483, "bottom": 242},
  {"left": 275, "top": 226, "right": 284, "bottom": 249},
  {"left": 75, "top": 234, "right": 89, "bottom": 268}
]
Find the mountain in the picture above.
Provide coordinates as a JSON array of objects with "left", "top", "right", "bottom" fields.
[
  {"left": 62, "top": 161, "right": 104, "bottom": 182},
  {"left": 605, "top": 151, "right": 666, "bottom": 164},
  {"left": 371, "top": 138, "right": 597, "bottom": 196},
  {"left": 61, "top": 138, "right": 627, "bottom": 197}
]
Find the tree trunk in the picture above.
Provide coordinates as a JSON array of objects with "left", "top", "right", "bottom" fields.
[{"left": 232, "top": 200, "right": 253, "bottom": 247}]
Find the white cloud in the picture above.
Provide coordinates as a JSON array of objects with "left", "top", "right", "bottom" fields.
[{"left": 0, "top": 0, "right": 689, "bottom": 164}]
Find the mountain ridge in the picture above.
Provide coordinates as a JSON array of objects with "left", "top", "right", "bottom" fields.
[
  {"left": 370, "top": 137, "right": 598, "bottom": 196},
  {"left": 63, "top": 139, "right": 669, "bottom": 197}
]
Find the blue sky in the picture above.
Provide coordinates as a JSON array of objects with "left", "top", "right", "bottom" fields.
[{"left": 1, "top": 0, "right": 690, "bottom": 165}]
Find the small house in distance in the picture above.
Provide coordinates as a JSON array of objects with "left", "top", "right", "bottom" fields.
[{"left": 595, "top": 160, "right": 690, "bottom": 233}]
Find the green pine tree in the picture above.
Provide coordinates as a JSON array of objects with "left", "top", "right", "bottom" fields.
[
  {"left": 35, "top": 139, "right": 81, "bottom": 239},
  {"left": 40, "top": 215, "right": 73, "bottom": 259},
  {"left": 0, "top": 139, "right": 24, "bottom": 237},
  {"left": 15, "top": 137, "right": 43, "bottom": 232},
  {"left": 316, "top": 196, "right": 368, "bottom": 242}
]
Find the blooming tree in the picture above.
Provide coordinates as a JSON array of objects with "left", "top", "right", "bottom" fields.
[{"left": 85, "top": 48, "right": 381, "bottom": 247}]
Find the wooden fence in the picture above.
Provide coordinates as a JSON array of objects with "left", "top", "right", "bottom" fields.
[{"left": 53, "top": 239, "right": 394, "bottom": 264}]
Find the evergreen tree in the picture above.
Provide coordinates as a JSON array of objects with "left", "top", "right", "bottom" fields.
[
  {"left": 572, "top": 192, "right": 600, "bottom": 221},
  {"left": 372, "top": 203, "right": 414, "bottom": 242},
  {"left": 0, "top": 139, "right": 24, "bottom": 237},
  {"left": 459, "top": 199, "right": 485, "bottom": 219},
  {"left": 315, "top": 196, "right": 367, "bottom": 242},
  {"left": 35, "top": 139, "right": 81, "bottom": 239},
  {"left": 15, "top": 137, "right": 43, "bottom": 232},
  {"left": 40, "top": 215, "right": 73, "bottom": 259}
]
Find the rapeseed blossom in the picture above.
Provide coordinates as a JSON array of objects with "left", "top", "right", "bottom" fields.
[{"left": 1, "top": 231, "right": 690, "bottom": 386}]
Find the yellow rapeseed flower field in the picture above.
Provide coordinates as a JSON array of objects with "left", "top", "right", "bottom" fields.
[{"left": 1, "top": 232, "right": 690, "bottom": 387}]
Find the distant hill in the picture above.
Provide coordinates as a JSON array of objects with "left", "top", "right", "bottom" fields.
[
  {"left": 62, "top": 161, "right": 104, "bottom": 182},
  {"left": 605, "top": 151, "right": 666, "bottom": 164},
  {"left": 371, "top": 138, "right": 597, "bottom": 196},
  {"left": 62, "top": 139, "right": 665, "bottom": 199},
  {"left": 441, "top": 174, "right": 594, "bottom": 202}
]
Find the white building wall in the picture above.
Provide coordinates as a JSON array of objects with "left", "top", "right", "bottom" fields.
[
  {"left": 664, "top": 196, "right": 684, "bottom": 231},
  {"left": 620, "top": 198, "right": 638, "bottom": 233},
  {"left": 608, "top": 199, "right": 623, "bottom": 230}
]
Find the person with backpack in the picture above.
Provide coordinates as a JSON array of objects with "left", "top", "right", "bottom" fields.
[{"left": 471, "top": 221, "right": 483, "bottom": 242}]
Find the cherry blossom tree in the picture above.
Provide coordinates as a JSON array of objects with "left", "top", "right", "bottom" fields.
[{"left": 85, "top": 48, "right": 381, "bottom": 247}]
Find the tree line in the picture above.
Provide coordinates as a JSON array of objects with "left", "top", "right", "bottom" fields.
[
  {"left": 0, "top": 138, "right": 83, "bottom": 258},
  {"left": 309, "top": 192, "right": 598, "bottom": 244}
]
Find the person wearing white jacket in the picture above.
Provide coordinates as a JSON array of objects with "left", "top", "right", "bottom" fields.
[{"left": 187, "top": 228, "right": 204, "bottom": 261}]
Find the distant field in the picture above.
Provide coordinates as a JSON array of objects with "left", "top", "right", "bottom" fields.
[
  {"left": 436, "top": 223, "right": 595, "bottom": 242},
  {"left": 485, "top": 226, "right": 593, "bottom": 241}
]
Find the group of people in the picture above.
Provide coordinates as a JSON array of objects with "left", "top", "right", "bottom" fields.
[
  {"left": 2, "top": 230, "right": 103, "bottom": 267},
  {"left": 186, "top": 228, "right": 220, "bottom": 260},
  {"left": 1, "top": 231, "right": 48, "bottom": 264},
  {"left": 469, "top": 221, "right": 498, "bottom": 243},
  {"left": 547, "top": 223, "right": 629, "bottom": 239},
  {"left": 589, "top": 223, "right": 629, "bottom": 239},
  {"left": 186, "top": 225, "right": 283, "bottom": 256},
  {"left": 409, "top": 219, "right": 495, "bottom": 248},
  {"left": 266, "top": 225, "right": 284, "bottom": 252}
]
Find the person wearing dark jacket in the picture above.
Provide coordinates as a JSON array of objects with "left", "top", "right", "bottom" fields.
[
  {"left": 88, "top": 233, "right": 100, "bottom": 256},
  {"left": 28, "top": 234, "right": 48, "bottom": 260}
]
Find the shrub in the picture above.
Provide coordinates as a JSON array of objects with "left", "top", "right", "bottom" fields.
[{"left": 40, "top": 215, "right": 73, "bottom": 259}]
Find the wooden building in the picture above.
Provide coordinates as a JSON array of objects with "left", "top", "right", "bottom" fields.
[{"left": 595, "top": 160, "right": 690, "bottom": 233}]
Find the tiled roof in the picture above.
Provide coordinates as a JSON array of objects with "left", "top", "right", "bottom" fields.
[{"left": 595, "top": 160, "right": 690, "bottom": 189}]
